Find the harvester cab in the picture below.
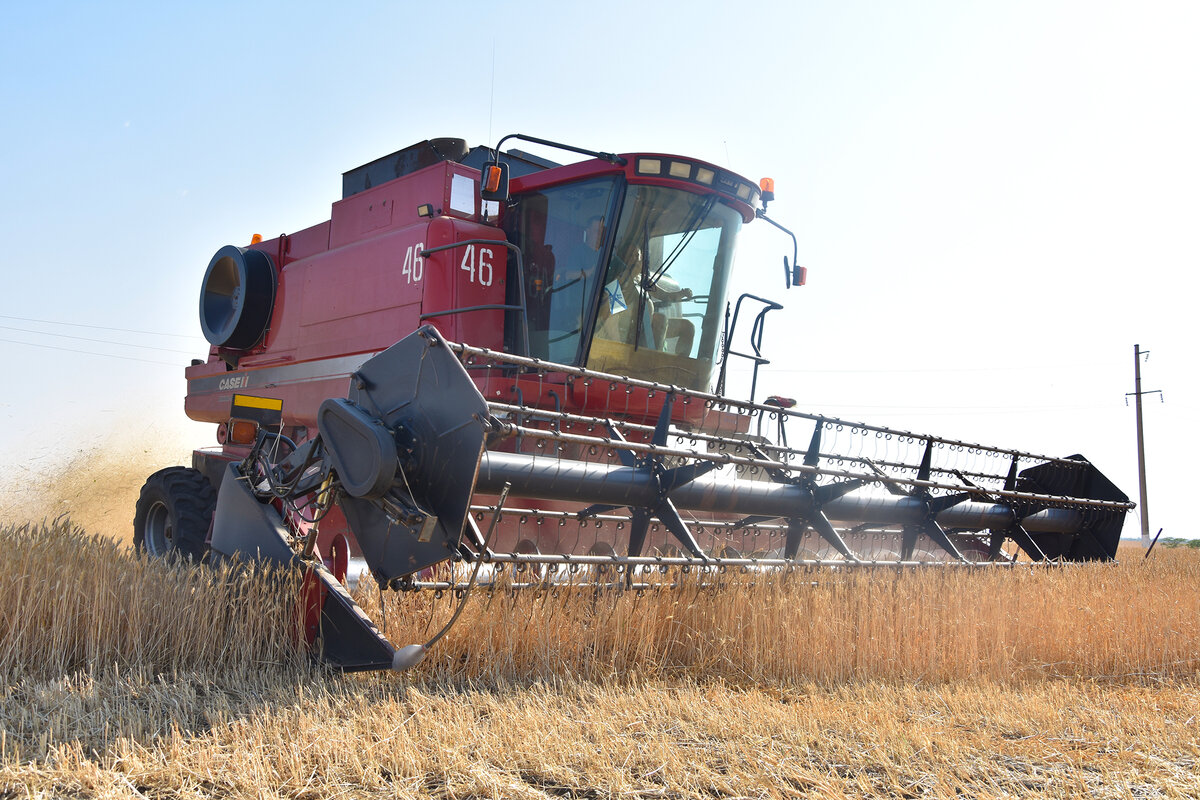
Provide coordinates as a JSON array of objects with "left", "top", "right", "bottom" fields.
[{"left": 135, "top": 135, "right": 1132, "bottom": 672}]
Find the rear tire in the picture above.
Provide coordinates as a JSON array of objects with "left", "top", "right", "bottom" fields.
[{"left": 133, "top": 467, "right": 216, "bottom": 560}]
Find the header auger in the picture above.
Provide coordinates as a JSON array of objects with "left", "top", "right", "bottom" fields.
[{"left": 136, "top": 135, "right": 1132, "bottom": 671}]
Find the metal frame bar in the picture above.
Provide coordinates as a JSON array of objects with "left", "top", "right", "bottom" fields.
[{"left": 451, "top": 341, "right": 1091, "bottom": 468}]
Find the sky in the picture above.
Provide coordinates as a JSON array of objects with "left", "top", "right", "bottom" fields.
[{"left": 1, "top": 1, "right": 1195, "bottom": 541}]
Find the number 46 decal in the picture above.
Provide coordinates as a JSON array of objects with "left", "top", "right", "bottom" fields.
[
  {"left": 402, "top": 242, "right": 495, "bottom": 286},
  {"left": 460, "top": 244, "right": 494, "bottom": 286},
  {"left": 402, "top": 244, "right": 424, "bottom": 283}
]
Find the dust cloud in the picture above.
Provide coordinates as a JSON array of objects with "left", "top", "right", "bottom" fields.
[{"left": 0, "top": 421, "right": 204, "bottom": 547}]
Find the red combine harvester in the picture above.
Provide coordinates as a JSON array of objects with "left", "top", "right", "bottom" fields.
[{"left": 135, "top": 135, "right": 1132, "bottom": 671}]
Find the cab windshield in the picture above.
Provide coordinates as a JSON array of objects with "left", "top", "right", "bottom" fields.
[
  {"left": 587, "top": 184, "right": 741, "bottom": 390},
  {"left": 507, "top": 179, "right": 741, "bottom": 391},
  {"left": 505, "top": 177, "right": 620, "bottom": 364}
]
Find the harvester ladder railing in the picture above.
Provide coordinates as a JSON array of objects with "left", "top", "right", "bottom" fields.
[{"left": 714, "top": 293, "right": 783, "bottom": 403}]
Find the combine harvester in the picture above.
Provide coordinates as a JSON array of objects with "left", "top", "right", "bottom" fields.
[{"left": 135, "top": 135, "right": 1132, "bottom": 671}]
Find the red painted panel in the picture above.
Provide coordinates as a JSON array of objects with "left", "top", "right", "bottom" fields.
[{"left": 421, "top": 216, "right": 508, "bottom": 349}]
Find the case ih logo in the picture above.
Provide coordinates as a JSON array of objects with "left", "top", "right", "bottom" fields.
[{"left": 218, "top": 375, "right": 248, "bottom": 391}]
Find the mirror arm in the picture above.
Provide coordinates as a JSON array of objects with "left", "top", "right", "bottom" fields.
[
  {"left": 493, "top": 133, "right": 627, "bottom": 166},
  {"left": 754, "top": 209, "right": 802, "bottom": 289}
]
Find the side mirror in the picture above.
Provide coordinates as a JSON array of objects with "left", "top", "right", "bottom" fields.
[
  {"left": 480, "top": 161, "right": 510, "bottom": 202},
  {"left": 783, "top": 256, "right": 807, "bottom": 288}
]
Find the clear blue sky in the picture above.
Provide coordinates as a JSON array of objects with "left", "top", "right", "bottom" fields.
[{"left": 1, "top": 1, "right": 1195, "bottom": 539}]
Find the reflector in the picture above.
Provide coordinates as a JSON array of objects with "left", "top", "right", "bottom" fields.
[
  {"left": 483, "top": 165, "right": 502, "bottom": 193},
  {"left": 229, "top": 420, "right": 258, "bottom": 445}
]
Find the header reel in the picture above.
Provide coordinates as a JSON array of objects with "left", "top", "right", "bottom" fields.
[{"left": 208, "top": 327, "right": 1131, "bottom": 671}]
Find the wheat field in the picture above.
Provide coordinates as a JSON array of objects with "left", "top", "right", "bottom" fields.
[
  {"left": 1, "top": 516, "right": 1198, "bottom": 798},
  {"left": 374, "top": 547, "right": 1200, "bottom": 687}
]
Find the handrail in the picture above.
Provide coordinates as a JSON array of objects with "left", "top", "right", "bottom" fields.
[{"left": 421, "top": 239, "right": 531, "bottom": 357}]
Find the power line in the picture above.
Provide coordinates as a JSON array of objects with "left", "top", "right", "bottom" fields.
[
  {"left": 0, "top": 314, "right": 207, "bottom": 340},
  {"left": 797, "top": 405, "right": 1117, "bottom": 418},
  {"left": 0, "top": 337, "right": 185, "bottom": 367},
  {"left": 757, "top": 363, "right": 1106, "bottom": 375},
  {"left": 799, "top": 402, "right": 1116, "bottom": 411},
  {"left": 0, "top": 325, "right": 199, "bottom": 355}
]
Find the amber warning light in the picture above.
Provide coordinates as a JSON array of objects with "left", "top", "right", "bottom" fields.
[{"left": 759, "top": 177, "right": 775, "bottom": 205}]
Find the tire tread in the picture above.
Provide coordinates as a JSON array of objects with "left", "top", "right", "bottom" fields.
[{"left": 133, "top": 466, "right": 217, "bottom": 559}]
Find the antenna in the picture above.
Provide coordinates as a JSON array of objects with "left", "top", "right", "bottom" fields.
[{"left": 487, "top": 41, "right": 496, "bottom": 145}]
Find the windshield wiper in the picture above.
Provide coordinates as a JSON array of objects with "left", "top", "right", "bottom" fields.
[{"left": 647, "top": 194, "right": 717, "bottom": 289}]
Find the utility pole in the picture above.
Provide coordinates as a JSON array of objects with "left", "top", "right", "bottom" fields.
[{"left": 1126, "top": 345, "right": 1162, "bottom": 547}]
